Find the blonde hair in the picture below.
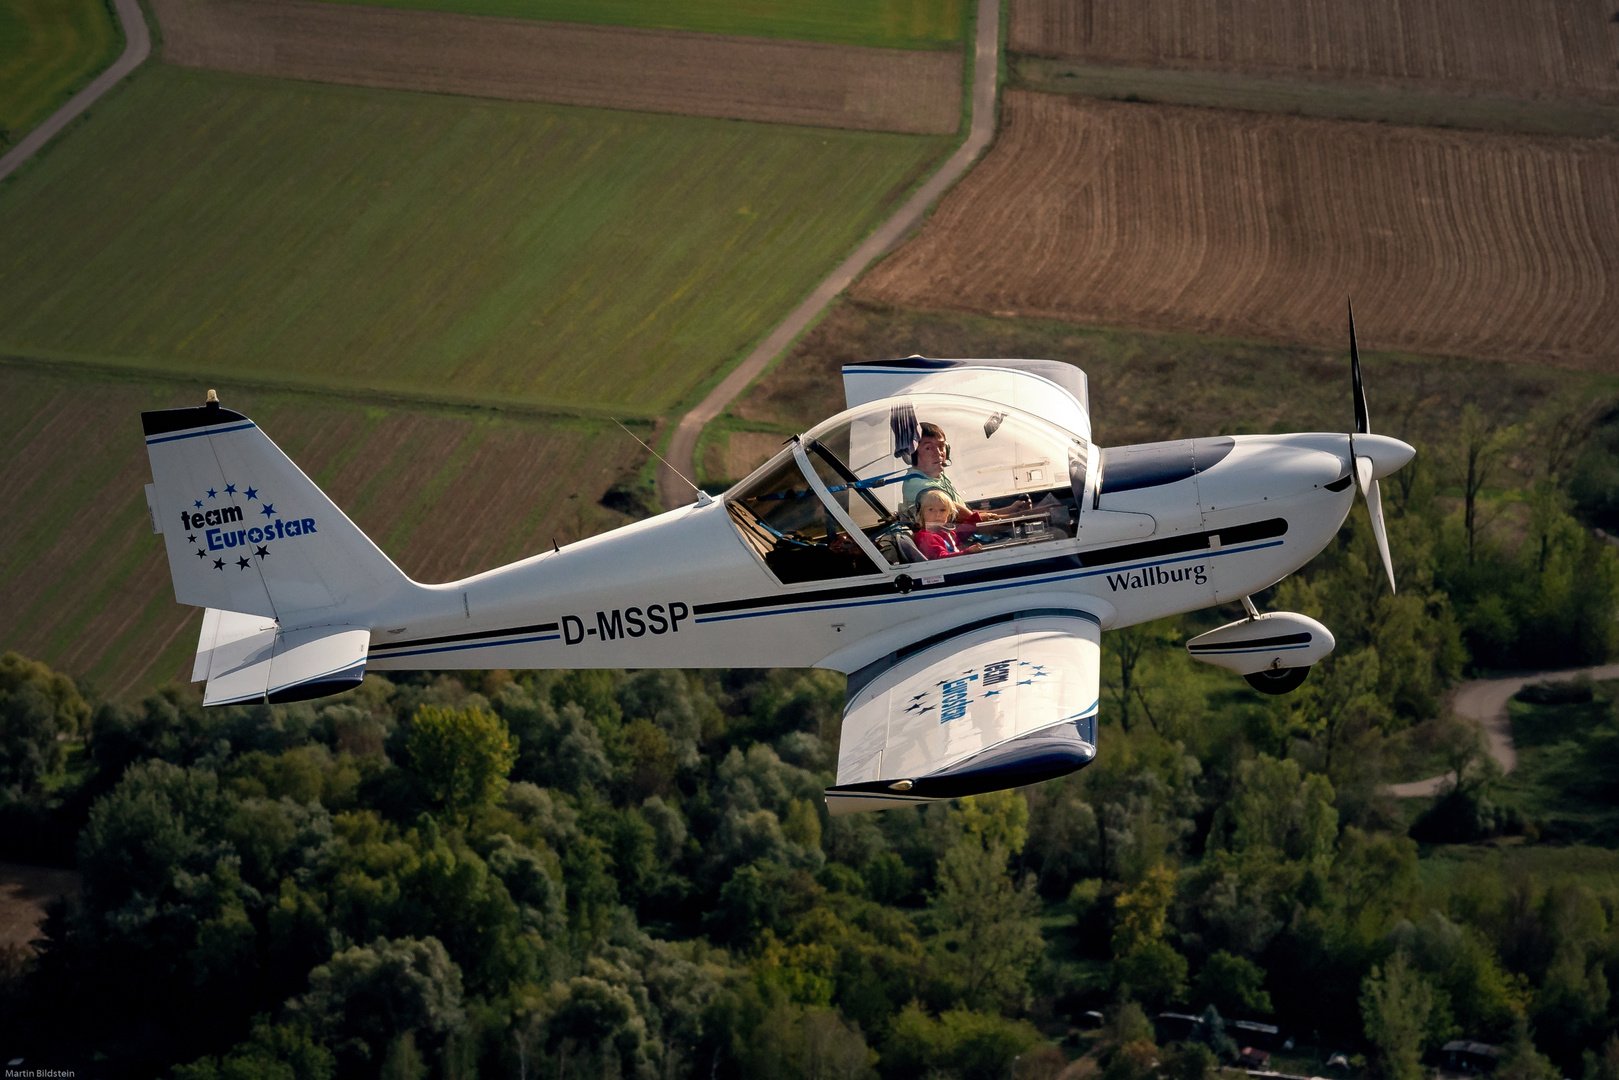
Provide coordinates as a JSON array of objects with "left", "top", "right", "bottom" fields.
[{"left": 917, "top": 488, "right": 960, "bottom": 522}]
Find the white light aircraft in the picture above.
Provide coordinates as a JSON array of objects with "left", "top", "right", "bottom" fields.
[{"left": 140, "top": 307, "right": 1412, "bottom": 814}]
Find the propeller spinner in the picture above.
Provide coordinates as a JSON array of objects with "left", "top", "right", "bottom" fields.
[{"left": 1346, "top": 301, "right": 1415, "bottom": 593}]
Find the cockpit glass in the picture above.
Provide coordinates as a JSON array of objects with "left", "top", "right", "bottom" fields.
[
  {"left": 803, "top": 395, "right": 1088, "bottom": 562},
  {"left": 725, "top": 448, "right": 883, "bottom": 584}
]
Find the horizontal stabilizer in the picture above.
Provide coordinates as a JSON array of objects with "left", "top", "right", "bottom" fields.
[
  {"left": 827, "top": 610, "right": 1100, "bottom": 814},
  {"left": 197, "top": 611, "right": 369, "bottom": 706}
]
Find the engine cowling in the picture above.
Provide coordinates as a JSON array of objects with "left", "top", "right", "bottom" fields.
[{"left": 1185, "top": 611, "right": 1335, "bottom": 677}]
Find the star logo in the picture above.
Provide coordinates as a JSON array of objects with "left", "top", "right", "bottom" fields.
[
  {"left": 206, "top": 488, "right": 217, "bottom": 499},
  {"left": 213, "top": 558, "right": 225, "bottom": 570},
  {"left": 195, "top": 549, "right": 206, "bottom": 559},
  {"left": 244, "top": 487, "right": 258, "bottom": 500},
  {"left": 194, "top": 500, "right": 203, "bottom": 509},
  {"left": 224, "top": 483, "right": 236, "bottom": 495},
  {"left": 260, "top": 503, "right": 276, "bottom": 519},
  {"left": 254, "top": 545, "right": 269, "bottom": 559},
  {"left": 186, "top": 534, "right": 196, "bottom": 543},
  {"left": 237, "top": 556, "right": 251, "bottom": 569}
]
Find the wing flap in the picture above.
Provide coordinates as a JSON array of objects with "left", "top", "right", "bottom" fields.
[{"left": 828, "top": 611, "right": 1100, "bottom": 814}]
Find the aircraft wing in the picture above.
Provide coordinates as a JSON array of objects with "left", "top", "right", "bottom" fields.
[
  {"left": 842, "top": 356, "right": 1091, "bottom": 441},
  {"left": 826, "top": 610, "right": 1099, "bottom": 814}
]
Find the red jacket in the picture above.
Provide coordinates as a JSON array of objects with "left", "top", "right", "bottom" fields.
[{"left": 916, "top": 527, "right": 970, "bottom": 559}]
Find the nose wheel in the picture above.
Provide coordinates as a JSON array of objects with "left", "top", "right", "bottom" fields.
[{"left": 1244, "top": 665, "right": 1310, "bottom": 695}]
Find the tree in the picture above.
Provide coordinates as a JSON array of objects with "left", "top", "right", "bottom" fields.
[
  {"left": 1451, "top": 405, "right": 1517, "bottom": 566},
  {"left": 1212, "top": 755, "right": 1337, "bottom": 864},
  {"left": 735, "top": 1001, "right": 875, "bottom": 1080},
  {"left": 1197, "top": 951, "right": 1272, "bottom": 1016},
  {"left": 885, "top": 1003, "right": 1042, "bottom": 1080},
  {"left": 927, "top": 817, "right": 1044, "bottom": 1013},
  {"left": 0, "top": 652, "right": 88, "bottom": 793},
  {"left": 405, "top": 705, "right": 516, "bottom": 823},
  {"left": 1112, "top": 864, "right": 1189, "bottom": 1007},
  {"left": 1360, "top": 950, "right": 1434, "bottom": 1080},
  {"left": 289, "top": 936, "right": 465, "bottom": 1071},
  {"left": 169, "top": 1017, "right": 335, "bottom": 1080}
]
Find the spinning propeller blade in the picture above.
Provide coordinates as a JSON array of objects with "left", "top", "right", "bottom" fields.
[{"left": 1347, "top": 300, "right": 1397, "bottom": 594}]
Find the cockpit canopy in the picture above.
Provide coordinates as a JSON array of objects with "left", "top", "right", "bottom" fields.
[{"left": 726, "top": 395, "right": 1089, "bottom": 584}]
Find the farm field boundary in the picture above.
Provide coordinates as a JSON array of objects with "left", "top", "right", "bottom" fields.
[
  {"left": 1009, "top": 0, "right": 1619, "bottom": 106},
  {"left": 855, "top": 91, "right": 1619, "bottom": 373},
  {"left": 0, "top": 361, "right": 652, "bottom": 700},
  {"left": 0, "top": 66, "right": 953, "bottom": 416},
  {"left": 152, "top": 0, "right": 962, "bottom": 134},
  {"left": 1015, "top": 56, "right": 1619, "bottom": 140}
]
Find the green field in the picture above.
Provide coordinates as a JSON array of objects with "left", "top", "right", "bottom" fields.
[
  {"left": 0, "top": 360, "right": 651, "bottom": 700},
  {"left": 0, "top": 0, "right": 122, "bottom": 150},
  {"left": 305, "top": 0, "right": 962, "bottom": 48},
  {"left": 0, "top": 68, "right": 952, "bottom": 415}
]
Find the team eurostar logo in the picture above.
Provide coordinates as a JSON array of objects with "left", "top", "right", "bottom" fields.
[
  {"left": 899, "top": 658, "right": 1050, "bottom": 723},
  {"left": 176, "top": 482, "right": 319, "bottom": 571}
]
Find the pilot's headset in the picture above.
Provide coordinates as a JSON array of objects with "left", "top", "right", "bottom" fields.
[{"left": 917, "top": 421, "right": 951, "bottom": 467}]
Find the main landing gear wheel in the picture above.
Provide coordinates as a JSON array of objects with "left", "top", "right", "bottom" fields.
[{"left": 1244, "top": 666, "right": 1310, "bottom": 695}]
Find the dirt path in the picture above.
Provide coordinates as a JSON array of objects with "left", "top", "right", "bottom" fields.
[
  {"left": 1389, "top": 663, "right": 1619, "bottom": 797},
  {"left": 0, "top": 0, "right": 150, "bottom": 182},
  {"left": 656, "top": 0, "right": 1004, "bottom": 508}
]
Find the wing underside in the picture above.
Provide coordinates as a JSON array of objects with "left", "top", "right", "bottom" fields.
[{"left": 827, "top": 611, "right": 1100, "bottom": 814}]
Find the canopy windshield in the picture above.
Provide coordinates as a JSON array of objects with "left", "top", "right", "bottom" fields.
[{"left": 802, "top": 394, "right": 1088, "bottom": 521}]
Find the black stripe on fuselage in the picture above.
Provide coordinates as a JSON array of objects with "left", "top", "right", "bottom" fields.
[
  {"left": 369, "top": 621, "right": 560, "bottom": 653},
  {"left": 1188, "top": 632, "right": 1312, "bottom": 653}
]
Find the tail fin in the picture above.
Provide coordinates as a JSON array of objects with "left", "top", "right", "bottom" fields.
[{"left": 143, "top": 396, "right": 413, "bottom": 624}]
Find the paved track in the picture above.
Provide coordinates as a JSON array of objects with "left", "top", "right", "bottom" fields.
[
  {"left": 0, "top": 0, "right": 151, "bottom": 182},
  {"left": 656, "top": 0, "right": 1003, "bottom": 508},
  {"left": 1388, "top": 663, "right": 1619, "bottom": 797}
]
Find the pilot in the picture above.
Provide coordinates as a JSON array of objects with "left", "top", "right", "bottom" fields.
[
  {"left": 902, "top": 421, "right": 1030, "bottom": 527},
  {"left": 914, "top": 489, "right": 982, "bottom": 559}
]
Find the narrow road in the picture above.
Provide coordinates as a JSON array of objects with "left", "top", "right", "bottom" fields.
[
  {"left": 0, "top": 0, "right": 151, "bottom": 183},
  {"left": 1388, "top": 663, "right": 1619, "bottom": 798},
  {"left": 656, "top": 0, "right": 1002, "bottom": 509}
]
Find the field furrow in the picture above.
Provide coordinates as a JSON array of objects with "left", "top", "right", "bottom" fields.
[{"left": 855, "top": 92, "right": 1619, "bottom": 370}]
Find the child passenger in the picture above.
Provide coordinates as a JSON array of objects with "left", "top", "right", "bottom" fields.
[{"left": 914, "top": 489, "right": 983, "bottom": 560}]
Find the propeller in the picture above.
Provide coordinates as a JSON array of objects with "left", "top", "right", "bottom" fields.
[{"left": 1346, "top": 300, "right": 1406, "bottom": 594}]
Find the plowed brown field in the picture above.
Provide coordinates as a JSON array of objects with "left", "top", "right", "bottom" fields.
[
  {"left": 855, "top": 92, "right": 1619, "bottom": 370},
  {"left": 1010, "top": 0, "right": 1619, "bottom": 104},
  {"left": 153, "top": 0, "right": 961, "bottom": 134}
]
